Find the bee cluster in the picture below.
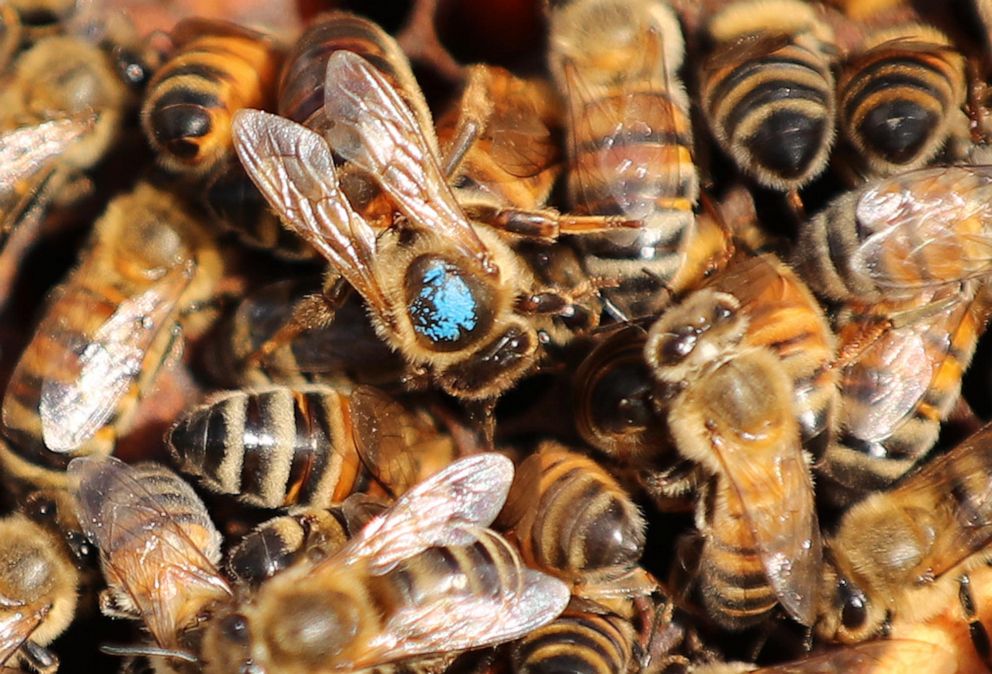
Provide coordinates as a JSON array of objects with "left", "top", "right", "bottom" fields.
[{"left": 5, "top": 0, "right": 992, "bottom": 672}]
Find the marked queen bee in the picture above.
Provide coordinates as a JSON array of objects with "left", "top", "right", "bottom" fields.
[{"left": 233, "top": 50, "right": 634, "bottom": 401}]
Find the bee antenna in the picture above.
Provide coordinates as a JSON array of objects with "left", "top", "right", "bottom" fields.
[{"left": 100, "top": 643, "right": 199, "bottom": 663}]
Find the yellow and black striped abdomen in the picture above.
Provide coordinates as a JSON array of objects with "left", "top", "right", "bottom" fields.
[
  {"left": 702, "top": 41, "right": 834, "bottom": 190},
  {"left": 512, "top": 611, "right": 634, "bottom": 674},
  {"left": 167, "top": 385, "right": 375, "bottom": 509},
  {"left": 838, "top": 33, "right": 964, "bottom": 174},
  {"left": 142, "top": 24, "right": 281, "bottom": 173}
]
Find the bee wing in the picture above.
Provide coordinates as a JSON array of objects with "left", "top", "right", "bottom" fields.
[
  {"left": 39, "top": 260, "right": 193, "bottom": 453},
  {"left": 560, "top": 29, "right": 694, "bottom": 220},
  {"left": 168, "top": 16, "right": 272, "bottom": 45},
  {"left": 743, "top": 639, "right": 953, "bottom": 674},
  {"left": 321, "top": 51, "right": 495, "bottom": 273},
  {"left": 232, "top": 110, "right": 396, "bottom": 326},
  {"left": 68, "top": 456, "right": 231, "bottom": 651},
  {"left": 707, "top": 380, "right": 821, "bottom": 625},
  {"left": 703, "top": 33, "right": 794, "bottom": 71},
  {"left": 0, "top": 117, "right": 94, "bottom": 243},
  {"left": 851, "top": 167, "right": 992, "bottom": 291},
  {"left": 0, "top": 604, "right": 50, "bottom": 667},
  {"left": 334, "top": 453, "right": 514, "bottom": 575},
  {"left": 838, "top": 297, "right": 963, "bottom": 442},
  {"left": 353, "top": 529, "right": 569, "bottom": 668},
  {"left": 350, "top": 385, "right": 456, "bottom": 499}
]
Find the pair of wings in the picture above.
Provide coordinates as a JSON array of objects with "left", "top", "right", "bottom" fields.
[
  {"left": 71, "top": 454, "right": 569, "bottom": 665},
  {"left": 232, "top": 50, "right": 495, "bottom": 333},
  {"left": 846, "top": 166, "right": 992, "bottom": 295},
  {"left": 32, "top": 257, "right": 193, "bottom": 454}
]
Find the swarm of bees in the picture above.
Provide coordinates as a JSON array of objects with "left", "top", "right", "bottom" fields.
[{"left": 7, "top": 0, "right": 992, "bottom": 672}]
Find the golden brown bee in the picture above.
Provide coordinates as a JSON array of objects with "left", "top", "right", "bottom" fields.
[
  {"left": 1, "top": 183, "right": 221, "bottom": 494},
  {"left": 233, "top": 53, "right": 627, "bottom": 401},
  {"left": 167, "top": 384, "right": 456, "bottom": 509},
  {"left": 699, "top": 0, "right": 837, "bottom": 193},
  {"left": 0, "top": 33, "right": 133, "bottom": 254},
  {"left": 512, "top": 609, "right": 637, "bottom": 674},
  {"left": 498, "top": 442, "right": 649, "bottom": 599},
  {"left": 821, "top": 284, "right": 992, "bottom": 501},
  {"left": 0, "top": 491, "right": 89, "bottom": 674},
  {"left": 141, "top": 18, "right": 283, "bottom": 175},
  {"left": 199, "top": 453, "right": 570, "bottom": 674},
  {"left": 818, "top": 422, "right": 992, "bottom": 650},
  {"left": 69, "top": 456, "right": 233, "bottom": 672},
  {"left": 793, "top": 165, "right": 992, "bottom": 304},
  {"left": 837, "top": 24, "right": 967, "bottom": 177},
  {"left": 547, "top": 0, "right": 709, "bottom": 319},
  {"left": 645, "top": 289, "right": 821, "bottom": 629}
]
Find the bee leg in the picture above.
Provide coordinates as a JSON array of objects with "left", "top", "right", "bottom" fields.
[
  {"left": 464, "top": 204, "right": 641, "bottom": 242},
  {"left": 439, "top": 67, "right": 493, "bottom": 179},
  {"left": 959, "top": 573, "right": 992, "bottom": 669},
  {"left": 247, "top": 280, "right": 350, "bottom": 368},
  {"left": 19, "top": 639, "right": 59, "bottom": 674},
  {"left": 633, "top": 593, "right": 689, "bottom": 674},
  {"left": 785, "top": 189, "right": 806, "bottom": 223}
]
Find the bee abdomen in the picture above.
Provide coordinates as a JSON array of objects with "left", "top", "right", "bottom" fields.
[
  {"left": 167, "top": 385, "right": 361, "bottom": 509},
  {"left": 512, "top": 612, "right": 633, "bottom": 674},
  {"left": 700, "top": 523, "right": 777, "bottom": 629},
  {"left": 703, "top": 44, "right": 834, "bottom": 188}
]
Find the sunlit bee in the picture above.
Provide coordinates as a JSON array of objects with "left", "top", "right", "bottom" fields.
[
  {"left": 818, "top": 422, "right": 992, "bottom": 651},
  {"left": 498, "top": 442, "right": 648, "bottom": 598},
  {"left": 820, "top": 283, "right": 992, "bottom": 503},
  {"left": 199, "top": 454, "right": 570, "bottom": 674},
  {"left": 838, "top": 24, "right": 966, "bottom": 177},
  {"left": 794, "top": 166, "right": 992, "bottom": 304},
  {"left": 142, "top": 18, "right": 282, "bottom": 175},
  {"left": 235, "top": 52, "right": 622, "bottom": 401},
  {"left": 699, "top": 0, "right": 837, "bottom": 191},
  {"left": 168, "top": 385, "right": 456, "bottom": 509},
  {"left": 1, "top": 183, "right": 221, "bottom": 493},
  {"left": 70, "top": 457, "right": 233, "bottom": 673},
  {"left": 645, "top": 289, "right": 820, "bottom": 629},
  {"left": 548, "top": 0, "right": 707, "bottom": 319}
]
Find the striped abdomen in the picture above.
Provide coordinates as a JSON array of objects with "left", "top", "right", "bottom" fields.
[
  {"left": 167, "top": 385, "right": 383, "bottom": 509},
  {"left": 512, "top": 611, "right": 634, "bottom": 674},
  {"left": 838, "top": 30, "right": 965, "bottom": 175},
  {"left": 705, "top": 254, "right": 837, "bottom": 457},
  {"left": 701, "top": 39, "right": 835, "bottom": 190},
  {"left": 142, "top": 18, "right": 282, "bottom": 173},
  {"left": 825, "top": 286, "right": 992, "bottom": 499},
  {"left": 699, "top": 479, "right": 779, "bottom": 629},
  {"left": 501, "top": 443, "right": 645, "bottom": 584}
]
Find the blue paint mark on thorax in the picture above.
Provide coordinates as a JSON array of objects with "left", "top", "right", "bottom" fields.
[{"left": 409, "top": 260, "right": 479, "bottom": 344}]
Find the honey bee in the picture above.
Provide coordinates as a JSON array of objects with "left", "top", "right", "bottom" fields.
[
  {"left": 498, "top": 442, "right": 650, "bottom": 599},
  {"left": 0, "top": 490, "right": 91, "bottom": 674},
  {"left": 205, "top": 277, "right": 405, "bottom": 388},
  {"left": 512, "top": 609, "right": 639, "bottom": 674},
  {"left": 198, "top": 453, "right": 570, "bottom": 674},
  {"left": 837, "top": 24, "right": 967, "bottom": 177},
  {"left": 699, "top": 0, "right": 837, "bottom": 194},
  {"left": 68, "top": 456, "right": 233, "bottom": 672},
  {"left": 233, "top": 52, "right": 626, "bottom": 401},
  {"left": 141, "top": 18, "right": 282, "bottom": 175},
  {"left": 793, "top": 165, "right": 992, "bottom": 304},
  {"left": 821, "top": 283, "right": 992, "bottom": 501},
  {"left": 645, "top": 289, "right": 821, "bottom": 629},
  {"left": 817, "top": 421, "right": 992, "bottom": 651},
  {"left": 167, "top": 384, "right": 456, "bottom": 509},
  {"left": 547, "top": 0, "right": 705, "bottom": 319},
  {"left": 0, "top": 32, "right": 133, "bottom": 254},
  {"left": 1, "top": 183, "right": 221, "bottom": 494}
]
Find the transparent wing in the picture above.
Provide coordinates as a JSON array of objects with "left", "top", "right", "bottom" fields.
[
  {"left": 40, "top": 260, "right": 193, "bottom": 453},
  {"left": 352, "top": 529, "right": 569, "bottom": 668},
  {"left": 851, "top": 166, "right": 992, "bottom": 291},
  {"left": 232, "top": 109, "right": 396, "bottom": 327},
  {"left": 350, "top": 385, "right": 456, "bottom": 499},
  {"left": 322, "top": 51, "right": 496, "bottom": 275},
  {"left": 0, "top": 604, "right": 49, "bottom": 667},
  {"left": 334, "top": 453, "right": 514, "bottom": 575},
  {"left": 68, "top": 456, "right": 231, "bottom": 650}
]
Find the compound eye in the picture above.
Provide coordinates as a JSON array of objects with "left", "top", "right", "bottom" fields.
[
  {"left": 838, "top": 580, "right": 869, "bottom": 631},
  {"left": 404, "top": 256, "right": 495, "bottom": 352}
]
